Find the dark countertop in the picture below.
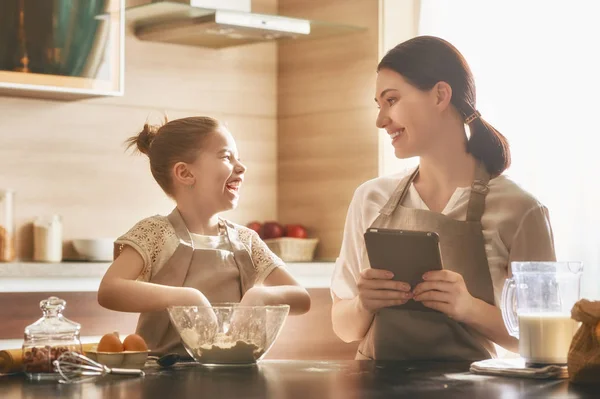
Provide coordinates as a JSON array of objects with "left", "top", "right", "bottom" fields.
[{"left": 0, "top": 360, "right": 597, "bottom": 399}]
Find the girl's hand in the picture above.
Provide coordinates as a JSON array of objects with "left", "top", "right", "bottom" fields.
[
  {"left": 356, "top": 268, "right": 412, "bottom": 313},
  {"left": 239, "top": 286, "right": 270, "bottom": 307},
  {"left": 412, "top": 270, "right": 476, "bottom": 323},
  {"left": 175, "top": 288, "right": 218, "bottom": 329},
  {"left": 174, "top": 287, "right": 212, "bottom": 307},
  {"left": 228, "top": 287, "right": 271, "bottom": 337}
]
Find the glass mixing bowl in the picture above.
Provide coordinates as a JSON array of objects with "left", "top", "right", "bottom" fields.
[{"left": 167, "top": 304, "right": 290, "bottom": 367}]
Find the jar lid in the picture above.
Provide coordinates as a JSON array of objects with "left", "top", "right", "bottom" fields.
[{"left": 24, "top": 297, "right": 81, "bottom": 340}]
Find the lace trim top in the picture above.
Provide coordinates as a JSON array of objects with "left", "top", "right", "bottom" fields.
[{"left": 114, "top": 215, "right": 284, "bottom": 283}]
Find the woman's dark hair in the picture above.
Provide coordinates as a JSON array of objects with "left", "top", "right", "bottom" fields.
[{"left": 378, "top": 36, "right": 510, "bottom": 177}]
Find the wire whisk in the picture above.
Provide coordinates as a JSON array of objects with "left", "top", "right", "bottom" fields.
[{"left": 52, "top": 351, "right": 145, "bottom": 384}]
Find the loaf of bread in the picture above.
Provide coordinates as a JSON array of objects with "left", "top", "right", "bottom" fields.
[{"left": 568, "top": 299, "right": 600, "bottom": 384}]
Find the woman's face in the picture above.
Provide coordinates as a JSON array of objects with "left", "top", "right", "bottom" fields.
[{"left": 375, "top": 68, "right": 442, "bottom": 159}]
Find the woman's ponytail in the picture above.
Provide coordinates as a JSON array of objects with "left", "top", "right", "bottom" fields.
[{"left": 465, "top": 111, "right": 511, "bottom": 177}]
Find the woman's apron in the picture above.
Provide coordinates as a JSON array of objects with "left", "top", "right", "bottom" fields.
[
  {"left": 357, "top": 163, "right": 497, "bottom": 360},
  {"left": 135, "top": 209, "right": 256, "bottom": 355}
]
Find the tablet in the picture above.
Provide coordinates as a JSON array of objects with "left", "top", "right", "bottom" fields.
[{"left": 364, "top": 228, "right": 443, "bottom": 312}]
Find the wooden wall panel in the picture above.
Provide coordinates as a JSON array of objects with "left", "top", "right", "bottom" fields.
[
  {"left": 277, "top": 0, "right": 381, "bottom": 259},
  {"left": 0, "top": 0, "right": 278, "bottom": 260}
]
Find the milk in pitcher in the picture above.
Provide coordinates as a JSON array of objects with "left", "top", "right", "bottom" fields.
[{"left": 518, "top": 312, "right": 580, "bottom": 364}]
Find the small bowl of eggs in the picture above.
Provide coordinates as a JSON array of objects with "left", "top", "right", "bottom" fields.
[{"left": 85, "top": 332, "right": 149, "bottom": 369}]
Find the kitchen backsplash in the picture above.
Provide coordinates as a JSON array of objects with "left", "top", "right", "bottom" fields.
[
  {"left": 276, "top": 0, "right": 380, "bottom": 259},
  {"left": 0, "top": 3, "right": 278, "bottom": 260},
  {"left": 0, "top": 0, "right": 382, "bottom": 261}
]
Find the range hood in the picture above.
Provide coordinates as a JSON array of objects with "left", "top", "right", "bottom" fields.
[{"left": 126, "top": 1, "right": 365, "bottom": 48}]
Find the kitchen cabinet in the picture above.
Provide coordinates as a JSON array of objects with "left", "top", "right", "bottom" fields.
[{"left": 0, "top": 0, "right": 124, "bottom": 100}]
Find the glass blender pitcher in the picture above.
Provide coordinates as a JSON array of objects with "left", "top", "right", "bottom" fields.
[{"left": 501, "top": 261, "right": 583, "bottom": 364}]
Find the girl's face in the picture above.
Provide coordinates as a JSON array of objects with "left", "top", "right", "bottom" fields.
[
  {"left": 375, "top": 68, "right": 445, "bottom": 159},
  {"left": 186, "top": 127, "right": 246, "bottom": 212}
]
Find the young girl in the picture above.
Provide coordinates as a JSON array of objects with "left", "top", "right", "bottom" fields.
[
  {"left": 331, "top": 36, "right": 556, "bottom": 360},
  {"left": 98, "top": 116, "right": 311, "bottom": 355}
]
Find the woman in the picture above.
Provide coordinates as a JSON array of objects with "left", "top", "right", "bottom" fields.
[{"left": 330, "top": 36, "right": 556, "bottom": 360}]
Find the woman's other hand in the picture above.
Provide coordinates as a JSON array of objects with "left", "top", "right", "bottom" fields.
[
  {"left": 412, "top": 270, "right": 476, "bottom": 323},
  {"left": 357, "top": 268, "right": 412, "bottom": 313}
]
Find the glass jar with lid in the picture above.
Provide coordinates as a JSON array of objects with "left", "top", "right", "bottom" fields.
[
  {"left": 22, "top": 296, "right": 82, "bottom": 380},
  {"left": 0, "top": 189, "right": 16, "bottom": 262}
]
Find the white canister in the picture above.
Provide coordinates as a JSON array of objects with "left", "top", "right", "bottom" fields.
[
  {"left": 0, "top": 189, "right": 16, "bottom": 262},
  {"left": 33, "top": 215, "right": 63, "bottom": 262}
]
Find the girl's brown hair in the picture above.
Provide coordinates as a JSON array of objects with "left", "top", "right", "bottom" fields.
[
  {"left": 126, "top": 116, "right": 220, "bottom": 195},
  {"left": 378, "top": 36, "right": 510, "bottom": 177}
]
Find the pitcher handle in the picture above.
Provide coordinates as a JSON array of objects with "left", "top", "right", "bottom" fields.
[{"left": 500, "top": 277, "right": 519, "bottom": 338}]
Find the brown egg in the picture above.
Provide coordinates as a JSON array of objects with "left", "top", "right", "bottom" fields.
[
  {"left": 97, "top": 333, "right": 124, "bottom": 353},
  {"left": 123, "top": 334, "right": 148, "bottom": 352},
  {"left": 595, "top": 321, "right": 600, "bottom": 344}
]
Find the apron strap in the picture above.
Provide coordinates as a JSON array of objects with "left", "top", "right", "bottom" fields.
[
  {"left": 372, "top": 167, "right": 418, "bottom": 227},
  {"left": 222, "top": 220, "right": 257, "bottom": 297},
  {"left": 375, "top": 163, "right": 491, "bottom": 224},
  {"left": 168, "top": 208, "right": 195, "bottom": 248},
  {"left": 465, "top": 163, "right": 491, "bottom": 222},
  {"left": 146, "top": 208, "right": 195, "bottom": 286},
  {"left": 378, "top": 168, "right": 419, "bottom": 217}
]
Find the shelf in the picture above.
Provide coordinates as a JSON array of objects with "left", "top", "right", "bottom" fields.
[
  {"left": 0, "top": 261, "right": 335, "bottom": 292},
  {"left": 0, "top": 0, "right": 125, "bottom": 100},
  {"left": 0, "top": 70, "right": 123, "bottom": 100}
]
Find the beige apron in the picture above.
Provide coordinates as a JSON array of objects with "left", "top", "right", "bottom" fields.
[
  {"left": 135, "top": 209, "right": 256, "bottom": 355},
  {"left": 357, "top": 163, "right": 497, "bottom": 361}
]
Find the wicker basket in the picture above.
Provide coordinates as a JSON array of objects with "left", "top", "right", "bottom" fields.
[{"left": 263, "top": 237, "right": 319, "bottom": 262}]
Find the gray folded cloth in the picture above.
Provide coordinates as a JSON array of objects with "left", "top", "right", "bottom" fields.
[{"left": 470, "top": 358, "right": 568, "bottom": 379}]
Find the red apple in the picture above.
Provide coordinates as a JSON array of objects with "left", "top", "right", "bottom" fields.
[
  {"left": 285, "top": 224, "right": 308, "bottom": 239},
  {"left": 262, "top": 221, "right": 284, "bottom": 239},
  {"left": 246, "top": 221, "right": 263, "bottom": 238}
]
